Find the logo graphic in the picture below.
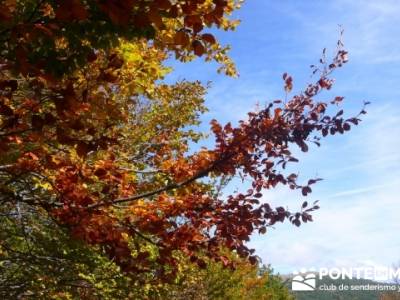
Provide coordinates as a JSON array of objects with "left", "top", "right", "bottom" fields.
[
  {"left": 290, "top": 266, "right": 400, "bottom": 292},
  {"left": 291, "top": 270, "right": 316, "bottom": 291}
]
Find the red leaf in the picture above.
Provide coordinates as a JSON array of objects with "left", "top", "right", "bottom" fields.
[
  {"left": 284, "top": 76, "right": 293, "bottom": 93},
  {"left": 301, "top": 186, "right": 312, "bottom": 196}
]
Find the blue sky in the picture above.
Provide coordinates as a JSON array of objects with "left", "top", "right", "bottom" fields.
[{"left": 167, "top": 0, "right": 400, "bottom": 275}]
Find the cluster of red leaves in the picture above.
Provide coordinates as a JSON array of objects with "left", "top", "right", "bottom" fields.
[
  {"left": 132, "top": 44, "right": 367, "bottom": 268},
  {"left": 1, "top": 46, "right": 366, "bottom": 279},
  {"left": 0, "top": 2, "right": 367, "bottom": 282},
  {"left": 55, "top": 44, "right": 366, "bottom": 275}
]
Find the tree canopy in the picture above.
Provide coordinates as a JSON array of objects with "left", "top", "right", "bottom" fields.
[{"left": 0, "top": 0, "right": 366, "bottom": 298}]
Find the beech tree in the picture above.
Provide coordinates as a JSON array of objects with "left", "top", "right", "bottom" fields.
[{"left": 0, "top": 0, "right": 366, "bottom": 298}]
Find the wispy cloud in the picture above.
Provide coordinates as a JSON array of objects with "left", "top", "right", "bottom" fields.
[{"left": 327, "top": 181, "right": 400, "bottom": 199}]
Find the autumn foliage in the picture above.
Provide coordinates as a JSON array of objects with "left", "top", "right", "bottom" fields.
[{"left": 0, "top": 0, "right": 366, "bottom": 298}]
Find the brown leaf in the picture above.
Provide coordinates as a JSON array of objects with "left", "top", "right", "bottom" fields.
[
  {"left": 192, "top": 40, "right": 205, "bottom": 57},
  {"left": 197, "top": 259, "right": 207, "bottom": 269},
  {"left": 154, "top": 0, "right": 171, "bottom": 10},
  {"left": 94, "top": 168, "right": 107, "bottom": 177},
  {"left": 148, "top": 8, "right": 164, "bottom": 29},
  {"left": 76, "top": 141, "right": 89, "bottom": 157},
  {"left": 174, "top": 31, "right": 190, "bottom": 46},
  {"left": 31, "top": 115, "right": 44, "bottom": 131},
  {"left": 55, "top": 0, "right": 88, "bottom": 21},
  {"left": 301, "top": 186, "right": 312, "bottom": 196},
  {"left": 0, "top": 103, "right": 13, "bottom": 116}
]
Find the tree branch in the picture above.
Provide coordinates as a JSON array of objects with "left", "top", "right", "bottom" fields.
[{"left": 88, "top": 164, "right": 216, "bottom": 209}]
